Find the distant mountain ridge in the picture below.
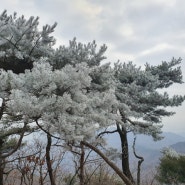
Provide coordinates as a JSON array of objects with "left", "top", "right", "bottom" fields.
[
  {"left": 107, "top": 131, "right": 185, "bottom": 150},
  {"left": 106, "top": 131, "right": 185, "bottom": 171},
  {"left": 134, "top": 132, "right": 185, "bottom": 150},
  {"left": 170, "top": 141, "right": 185, "bottom": 154}
]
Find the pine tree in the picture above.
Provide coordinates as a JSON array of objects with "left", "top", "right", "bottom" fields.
[
  {"left": 0, "top": 10, "right": 56, "bottom": 74},
  {"left": 156, "top": 148, "right": 185, "bottom": 184},
  {"left": 114, "top": 58, "right": 185, "bottom": 183},
  {"left": 1, "top": 10, "right": 185, "bottom": 185},
  {"left": 0, "top": 10, "right": 57, "bottom": 185}
]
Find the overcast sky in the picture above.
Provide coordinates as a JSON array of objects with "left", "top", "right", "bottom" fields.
[{"left": 1, "top": 0, "right": 185, "bottom": 134}]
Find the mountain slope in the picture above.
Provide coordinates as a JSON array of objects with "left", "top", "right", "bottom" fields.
[
  {"left": 106, "top": 131, "right": 185, "bottom": 171},
  {"left": 170, "top": 141, "right": 185, "bottom": 153}
]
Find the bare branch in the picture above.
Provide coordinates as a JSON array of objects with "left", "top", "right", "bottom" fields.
[
  {"left": 132, "top": 137, "right": 144, "bottom": 185},
  {"left": 97, "top": 129, "right": 118, "bottom": 138},
  {"left": 35, "top": 119, "right": 61, "bottom": 140}
]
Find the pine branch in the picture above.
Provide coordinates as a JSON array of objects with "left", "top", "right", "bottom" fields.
[
  {"left": 28, "top": 35, "right": 42, "bottom": 57},
  {"left": 35, "top": 119, "right": 61, "bottom": 140},
  {"left": 1, "top": 121, "right": 28, "bottom": 158},
  {"left": 0, "top": 35, "right": 21, "bottom": 51},
  {"left": 126, "top": 117, "right": 152, "bottom": 129},
  {"left": 97, "top": 129, "right": 118, "bottom": 138}
]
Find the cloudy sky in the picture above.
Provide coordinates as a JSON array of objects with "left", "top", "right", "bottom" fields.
[{"left": 1, "top": 0, "right": 185, "bottom": 134}]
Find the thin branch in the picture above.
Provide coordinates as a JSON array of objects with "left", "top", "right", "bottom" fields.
[
  {"left": 35, "top": 119, "right": 61, "bottom": 140},
  {"left": 84, "top": 162, "right": 104, "bottom": 185},
  {"left": 53, "top": 151, "right": 66, "bottom": 177},
  {"left": 85, "top": 158, "right": 103, "bottom": 165},
  {"left": 83, "top": 149, "right": 93, "bottom": 164},
  {"left": 132, "top": 137, "right": 144, "bottom": 185},
  {"left": 81, "top": 141, "right": 133, "bottom": 185},
  {"left": 67, "top": 143, "right": 81, "bottom": 156},
  {"left": 28, "top": 35, "right": 42, "bottom": 57},
  {"left": 97, "top": 129, "right": 118, "bottom": 138},
  {"left": 0, "top": 35, "right": 21, "bottom": 51},
  {"left": 3, "top": 151, "right": 40, "bottom": 166},
  {"left": 14, "top": 26, "right": 33, "bottom": 47}
]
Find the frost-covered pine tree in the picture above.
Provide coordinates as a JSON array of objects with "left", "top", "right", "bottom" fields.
[
  {"left": 0, "top": 10, "right": 57, "bottom": 184},
  {"left": 6, "top": 60, "right": 119, "bottom": 142},
  {"left": 0, "top": 17, "right": 119, "bottom": 171},
  {"left": 114, "top": 58, "right": 185, "bottom": 182},
  {"left": 0, "top": 9, "right": 57, "bottom": 148},
  {"left": 1, "top": 10, "right": 185, "bottom": 185},
  {"left": 156, "top": 147, "right": 185, "bottom": 184},
  {"left": 0, "top": 10, "right": 56, "bottom": 74},
  {"left": 50, "top": 37, "right": 107, "bottom": 69},
  {"left": 0, "top": 35, "right": 133, "bottom": 184},
  {"left": 0, "top": 11, "right": 124, "bottom": 183}
]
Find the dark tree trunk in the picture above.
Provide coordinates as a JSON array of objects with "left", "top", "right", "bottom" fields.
[
  {"left": 46, "top": 134, "right": 56, "bottom": 185},
  {"left": 117, "top": 124, "right": 134, "bottom": 184},
  {"left": 0, "top": 157, "right": 4, "bottom": 185},
  {"left": 0, "top": 99, "right": 5, "bottom": 185},
  {"left": 79, "top": 142, "right": 85, "bottom": 185},
  {"left": 0, "top": 138, "right": 4, "bottom": 185}
]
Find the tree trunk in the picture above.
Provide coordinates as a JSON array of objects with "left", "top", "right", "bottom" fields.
[
  {"left": 0, "top": 139, "right": 4, "bottom": 185},
  {"left": 0, "top": 99, "right": 5, "bottom": 185},
  {"left": 39, "top": 165, "right": 44, "bottom": 185},
  {"left": 46, "top": 134, "right": 56, "bottom": 185},
  {"left": 79, "top": 142, "right": 85, "bottom": 185},
  {"left": 81, "top": 141, "right": 133, "bottom": 185},
  {"left": 0, "top": 158, "right": 3, "bottom": 185},
  {"left": 117, "top": 124, "right": 134, "bottom": 184}
]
